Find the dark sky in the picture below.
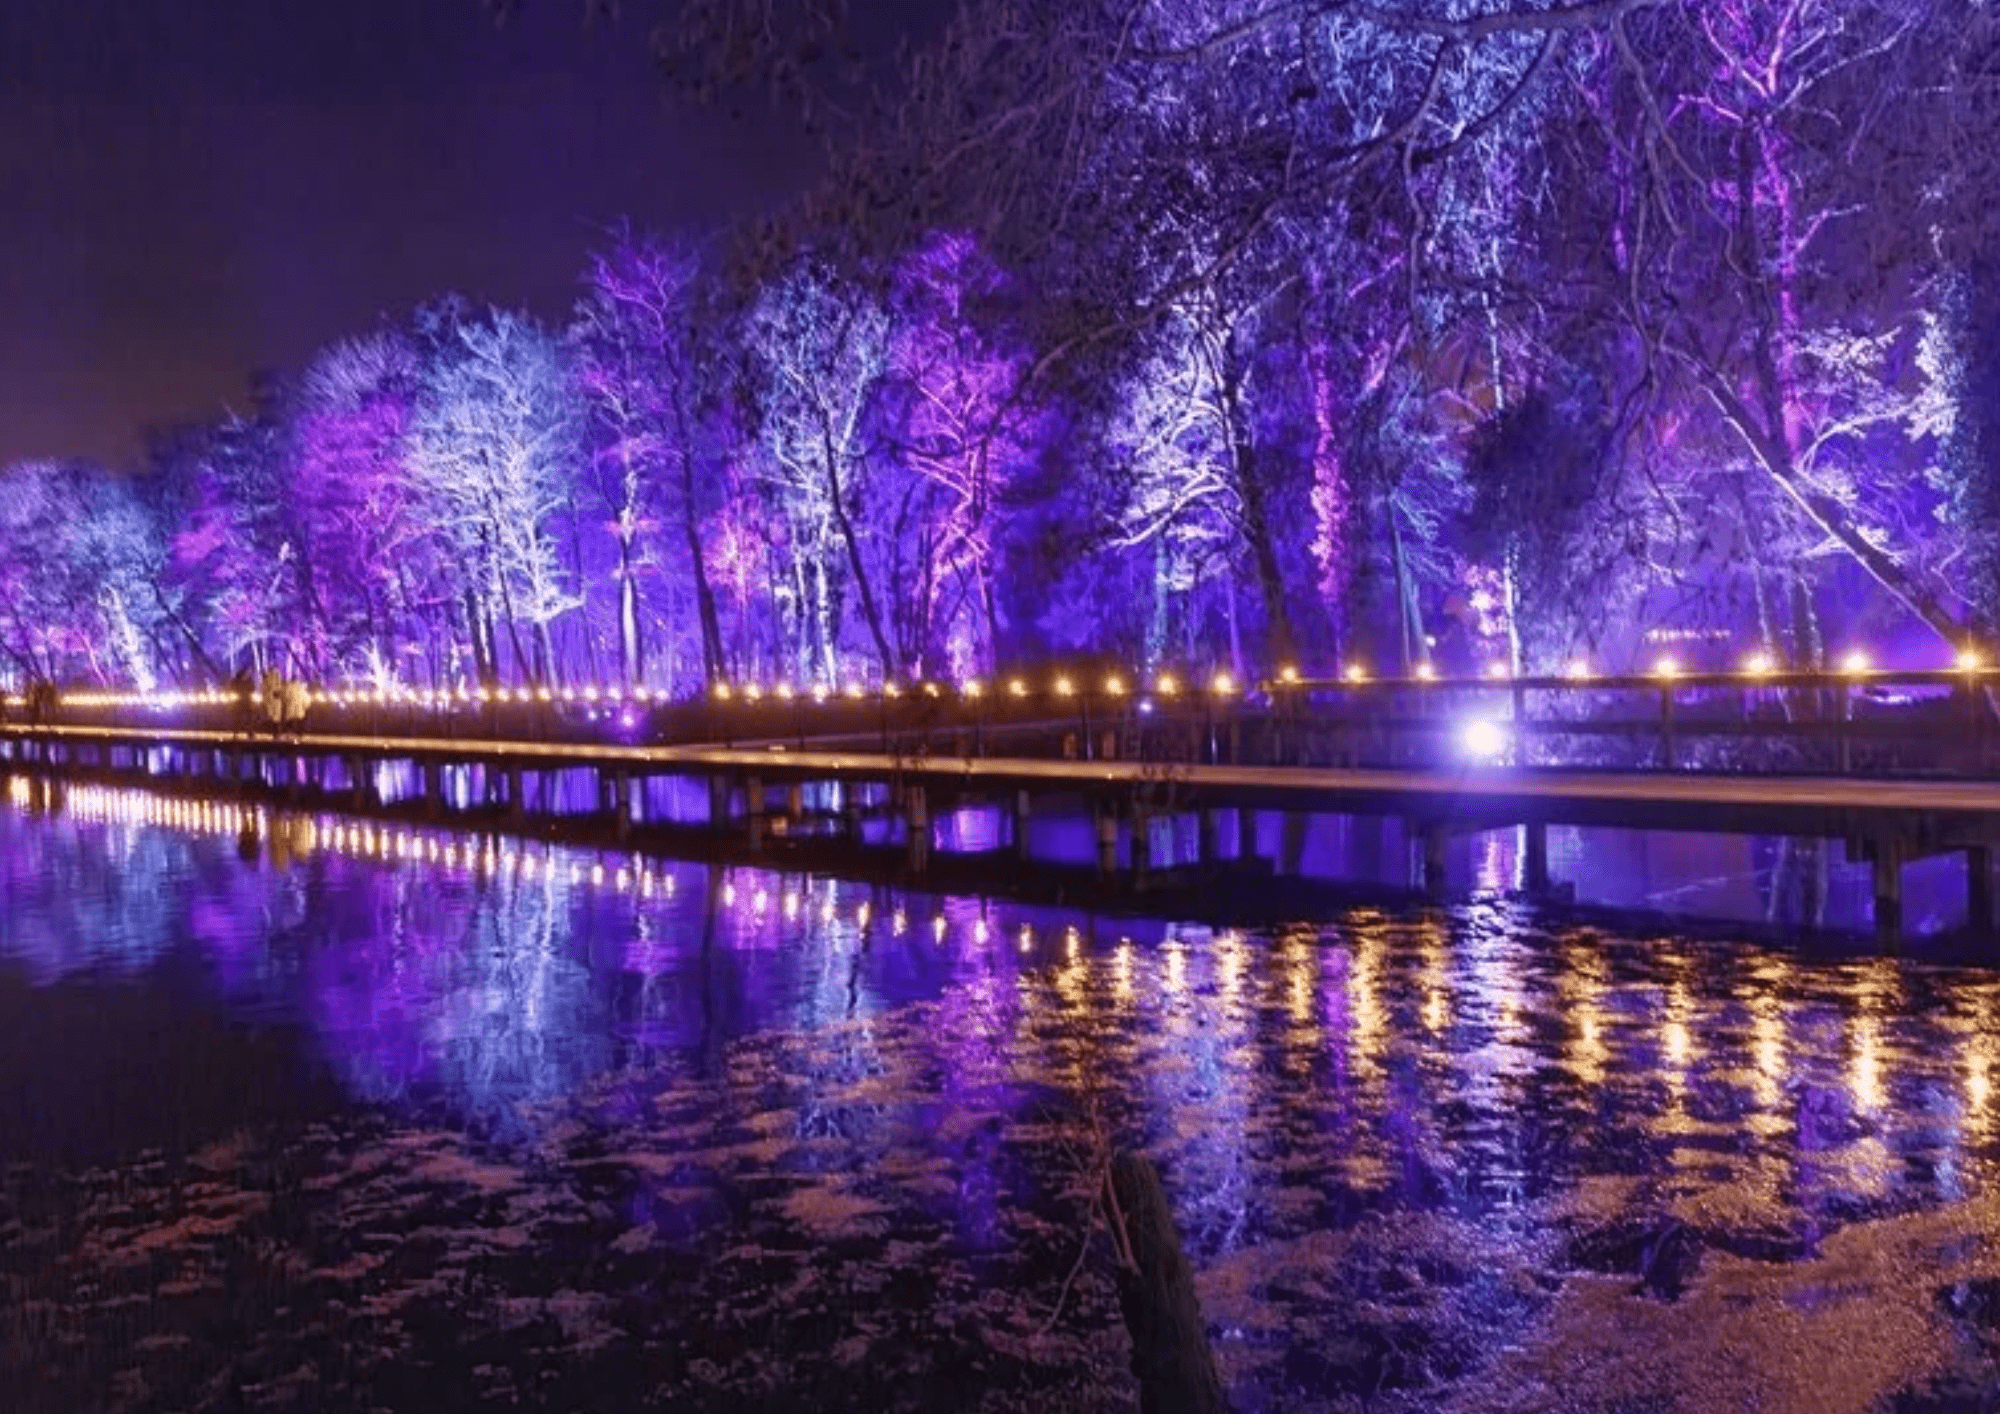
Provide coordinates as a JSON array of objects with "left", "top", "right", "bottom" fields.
[{"left": 0, "top": 0, "right": 827, "bottom": 467}]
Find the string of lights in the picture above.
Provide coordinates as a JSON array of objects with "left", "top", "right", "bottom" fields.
[{"left": 17, "top": 645, "right": 1994, "bottom": 716}]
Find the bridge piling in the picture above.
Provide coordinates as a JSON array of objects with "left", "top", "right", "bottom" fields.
[
  {"left": 1523, "top": 822, "right": 1551, "bottom": 894},
  {"left": 1414, "top": 822, "right": 1447, "bottom": 900},
  {"left": 1970, "top": 846, "right": 1994, "bottom": 934},
  {"left": 905, "top": 786, "right": 930, "bottom": 872},
  {"left": 745, "top": 776, "right": 766, "bottom": 850},
  {"left": 1096, "top": 807, "right": 1119, "bottom": 875},
  {"left": 1873, "top": 843, "right": 1904, "bottom": 943}
]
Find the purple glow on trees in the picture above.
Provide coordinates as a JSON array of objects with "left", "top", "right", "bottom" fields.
[{"left": 2, "top": 2, "right": 1998, "bottom": 691}]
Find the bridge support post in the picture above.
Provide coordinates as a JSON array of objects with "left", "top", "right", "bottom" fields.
[
  {"left": 422, "top": 763, "right": 444, "bottom": 819},
  {"left": 610, "top": 771, "right": 632, "bottom": 841},
  {"left": 1523, "top": 822, "right": 1551, "bottom": 894},
  {"left": 504, "top": 766, "right": 525, "bottom": 825},
  {"left": 786, "top": 782, "right": 805, "bottom": 821},
  {"left": 905, "top": 786, "right": 930, "bottom": 873},
  {"left": 1237, "top": 807, "right": 1258, "bottom": 863},
  {"left": 842, "top": 785, "right": 864, "bottom": 841},
  {"left": 348, "top": 757, "right": 372, "bottom": 810},
  {"left": 1413, "top": 823, "right": 1447, "bottom": 901},
  {"left": 1012, "top": 790, "right": 1032, "bottom": 861},
  {"left": 1130, "top": 810, "right": 1154, "bottom": 877},
  {"left": 1096, "top": 806, "right": 1120, "bottom": 875},
  {"left": 1197, "top": 809, "right": 1220, "bottom": 866},
  {"left": 745, "top": 776, "right": 766, "bottom": 850},
  {"left": 1970, "top": 846, "right": 1994, "bottom": 934},
  {"left": 1280, "top": 812, "right": 1307, "bottom": 876},
  {"left": 1873, "top": 844, "right": 1904, "bottom": 944},
  {"left": 710, "top": 775, "right": 732, "bottom": 829}
]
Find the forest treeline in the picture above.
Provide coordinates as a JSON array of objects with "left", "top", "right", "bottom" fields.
[{"left": 7, "top": 0, "right": 2000, "bottom": 693}]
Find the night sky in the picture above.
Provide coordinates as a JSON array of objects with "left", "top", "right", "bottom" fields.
[{"left": 0, "top": 0, "right": 822, "bottom": 468}]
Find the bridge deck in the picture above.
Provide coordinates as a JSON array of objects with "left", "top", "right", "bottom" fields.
[{"left": 8, "top": 720, "right": 2000, "bottom": 841}]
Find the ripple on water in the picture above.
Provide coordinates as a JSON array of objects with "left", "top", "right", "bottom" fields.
[{"left": 1, "top": 799, "right": 1999, "bottom": 1410}]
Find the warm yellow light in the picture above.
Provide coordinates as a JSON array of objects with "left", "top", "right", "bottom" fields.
[
  {"left": 811, "top": 685, "right": 829, "bottom": 702},
  {"left": 1840, "top": 649, "right": 1871, "bottom": 675},
  {"left": 1055, "top": 676, "right": 1075, "bottom": 697},
  {"left": 1654, "top": 656, "right": 1680, "bottom": 679},
  {"left": 535, "top": 687, "right": 553, "bottom": 702},
  {"left": 922, "top": 681, "right": 940, "bottom": 698},
  {"left": 1009, "top": 678, "right": 1028, "bottom": 697},
  {"left": 1485, "top": 662, "right": 1509, "bottom": 681},
  {"left": 1743, "top": 651, "right": 1774, "bottom": 676},
  {"left": 1156, "top": 673, "right": 1179, "bottom": 696},
  {"left": 962, "top": 679, "right": 984, "bottom": 698},
  {"left": 1105, "top": 674, "right": 1125, "bottom": 696},
  {"left": 745, "top": 683, "right": 764, "bottom": 701},
  {"left": 1415, "top": 662, "right": 1437, "bottom": 682},
  {"left": 582, "top": 686, "right": 599, "bottom": 702},
  {"left": 1565, "top": 658, "right": 1592, "bottom": 680},
  {"left": 883, "top": 681, "right": 901, "bottom": 697},
  {"left": 843, "top": 682, "right": 864, "bottom": 699},
  {"left": 776, "top": 682, "right": 795, "bottom": 700},
  {"left": 1342, "top": 664, "right": 1369, "bottom": 684},
  {"left": 1278, "top": 664, "right": 1299, "bottom": 684},
  {"left": 1211, "top": 671, "right": 1236, "bottom": 695},
  {"left": 1958, "top": 648, "right": 1984, "bottom": 672}
]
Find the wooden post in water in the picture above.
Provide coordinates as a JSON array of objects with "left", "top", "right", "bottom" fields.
[
  {"left": 1523, "top": 821, "right": 1551, "bottom": 894},
  {"left": 610, "top": 771, "right": 632, "bottom": 841},
  {"left": 1415, "top": 822, "right": 1447, "bottom": 900},
  {"left": 1013, "top": 790, "right": 1033, "bottom": 861},
  {"left": 1096, "top": 805, "right": 1120, "bottom": 875},
  {"left": 1197, "top": 808, "right": 1220, "bottom": 867},
  {"left": 1970, "top": 846, "right": 1994, "bottom": 935},
  {"left": 1873, "top": 842, "right": 1904, "bottom": 943},
  {"left": 905, "top": 785, "right": 930, "bottom": 872},
  {"left": 1130, "top": 809, "right": 1154, "bottom": 877},
  {"left": 1104, "top": 1151, "right": 1232, "bottom": 1414},
  {"left": 709, "top": 775, "right": 732, "bottom": 829},
  {"left": 745, "top": 776, "right": 766, "bottom": 850}
]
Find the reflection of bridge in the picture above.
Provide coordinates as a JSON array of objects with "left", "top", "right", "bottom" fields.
[{"left": 7, "top": 664, "right": 2000, "bottom": 939}]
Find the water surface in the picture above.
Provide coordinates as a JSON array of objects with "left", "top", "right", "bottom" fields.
[{"left": 3, "top": 785, "right": 1999, "bottom": 1412}]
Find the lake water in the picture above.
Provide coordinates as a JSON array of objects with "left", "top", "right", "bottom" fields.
[{"left": 3, "top": 781, "right": 1999, "bottom": 1412}]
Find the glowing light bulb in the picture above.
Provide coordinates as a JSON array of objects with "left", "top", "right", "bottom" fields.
[
  {"left": 745, "top": 683, "right": 764, "bottom": 701},
  {"left": 1278, "top": 664, "right": 1299, "bottom": 684},
  {"left": 1840, "top": 649, "right": 1871, "bottom": 675},
  {"left": 1342, "top": 664, "right": 1369, "bottom": 684},
  {"left": 1485, "top": 662, "right": 1510, "bottom": 681},
  {"left": 1156, "top": 673, "right": 1178, "bottom": 696},
  {"left": 1565, "top": 658, "right": 1592, "bottom": 681},
  {"left": 1105, "top": 674, "right": 1125, "bottom": 696},
  {"left": 1654, "top": 656, "right": 1680, "bottom": 679},
  {"left": 962, "top": 679, "right": 983, "bottom": 699},
  {"left": 1743, "top": 651, "right": 1774, "bottom": 676},
  {"left": 1959, "top": 648, "right": 1984, "bottom": 672},
  {"left": 1055, "top": 676, "right": 1075, "bottom": 697},
  {"left": 1415, "top": 662, "right": 1437, "bottom": 682},
  {"left": 1211, "top": 671, "right": 1235, "bottom": 695},
  {"left": 1008, "top": 678, "right": 1028, "bottom": 697}
]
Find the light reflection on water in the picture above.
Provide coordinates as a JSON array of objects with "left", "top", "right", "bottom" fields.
[{"left": 3, "top": 787, "right": 2000, "bottom": 1412}]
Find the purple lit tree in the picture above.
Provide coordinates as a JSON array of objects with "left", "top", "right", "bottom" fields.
[
  {"left": 407, "top": 303, "right": 585, "bottom": 686},
  {"left": 572, "top": 227, "right": 731, "bottom": 690},
  {"left": 743, "top": 258, "right": 894, "bottom": 683}
]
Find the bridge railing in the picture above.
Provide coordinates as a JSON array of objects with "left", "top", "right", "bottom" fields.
[{"left": 6, "top": 665, "right": 1997, "bottom": 779}]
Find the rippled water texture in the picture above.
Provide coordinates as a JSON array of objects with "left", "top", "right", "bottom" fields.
[{"left": 3, "top": 790, "right": 2000, "bottom": 1412}]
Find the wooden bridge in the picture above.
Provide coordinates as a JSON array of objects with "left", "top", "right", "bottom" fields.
[{"left": 5, "top": 662, "right": 2000, "bottom": 938}]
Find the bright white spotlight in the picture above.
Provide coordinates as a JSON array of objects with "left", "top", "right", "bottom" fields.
[{"left": 1462, "top": 719, "right": 1507, "bottom": 760}]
